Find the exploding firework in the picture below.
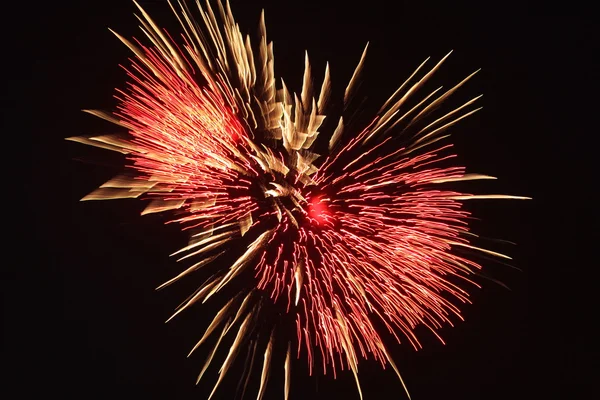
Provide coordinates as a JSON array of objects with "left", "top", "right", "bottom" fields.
[{"left": 70, "top": 1, "right": 529, "bottom": 398}]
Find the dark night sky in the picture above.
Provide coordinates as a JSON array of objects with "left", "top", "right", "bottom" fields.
[{"left": 4, "top": 1, "right": 592, "bottom": 399}]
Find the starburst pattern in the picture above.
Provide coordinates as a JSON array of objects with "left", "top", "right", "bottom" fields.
[{"left": 70, "top": 1, "right": 528, "bottom": 398}]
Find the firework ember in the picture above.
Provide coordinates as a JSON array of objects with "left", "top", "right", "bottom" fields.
[{"left": 70, "top": 1, "right": 529, "bottom": 398}]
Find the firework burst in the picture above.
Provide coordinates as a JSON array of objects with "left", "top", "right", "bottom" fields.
[{"left": 70, "top": 1, "right": 529, "bottom": 398}]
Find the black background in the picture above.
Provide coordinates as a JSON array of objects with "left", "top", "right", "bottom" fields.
[{"left": 5, "top": 1, "right": 592, "bottom": 399}]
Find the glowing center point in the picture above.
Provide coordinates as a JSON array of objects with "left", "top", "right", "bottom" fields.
[{"left": 308, "top": 197, "right": 329, "bottom": 223}]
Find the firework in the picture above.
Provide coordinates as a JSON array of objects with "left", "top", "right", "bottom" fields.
[{"left": 69, "top": 1, "right": 529, "bottom": 398}]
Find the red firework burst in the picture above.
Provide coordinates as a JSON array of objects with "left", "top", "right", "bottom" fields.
[{"left": 69, "top": 1, "right": 529, "bottom": 398}]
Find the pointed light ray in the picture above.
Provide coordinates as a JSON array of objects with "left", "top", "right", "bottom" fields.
[
  {"left": 172, "top": 276, "right": 218, "bottom": 311},
  {"left": 176, "top": 237, "right": 233, "bottom": 262},
  {"left": 412, "top": 107, "right": 483, "bottom": 146},
  {"left": 328, "top": 116, "right": 344, "bottom": 151},
  {"left": 156, "top": 251, "right": 225, "bottom": 290},
  {"left": 168, "top": 0, "right": 199, "bottom": 53},
  {"left": 294, "top": 261, "right": 303, "bottom": 306},
  {"left": 379, "top": 57, "right": 430, "bottom": 112},
  {"left": 256, "top": 330, "right": 275, "bottom": 400},
  {"left": 430, "top": 173, "right": 497, "bottom": 184},
  {"left": 195, "top": 319, "right": 231, "bottom": 384},
  {"left": 245, "top": 34, "right": 258, "bottom": 87},
  {"left": 344, "top": 42, "right": 369, "bottom": 105},
  {"left": 401, "top": 133, "right": 451, "bottom": 156},
  {"left": 166, "top": 278, "right": 221, "bottom": 323},
  {"left": 197, "top": 0, "right": 227, "bottom": 68},
  {"left": 334, "top": 307, "right": 362, "bottom": 400},
  {"left": 379, "top": 344, "right": 412, "bottom": 400},
  {"left": 236, "top": 338, "right": 258, "bottom": 397},
  {"left": 224, "top": 291, "right": 254, "bottom": 336},
  {"left": 81, "top": 187, "right": 145, "bottom": 200},
  {"left": 411, "top": 94, "right": 482, "bottom": 140},
  {"left": 66, "top": 136, "right": 130, "bottom": 154},
  {"left": 300, "top": 51, "right": 312, "bottom": 111},
  {"left": 181, "top": 0, "right": 214, "bottom": 67},
  {"left": 208, "top": 307, "right": 255, "bottom": 400},
  {"left": 377, "top": 86, "right": 444, "bottom": 138},
  {"left": 88, "top": 135, "right": 143, "bottom": 153},
  {"left": 364, "top": 51, "right": 454, "bottom": 144},
  {"left": 204, "top": 229, "right": 273, "bottom": 302},
  {"left": 317, "top": 62, "right": 331, "bottom": 111},
  {"left": 133, "top": 0, "right": 189, "bottom": 74},
  {"left": 190, "top": 222, "right": 238, "bottom": 238},
  {"left": 284, "top": 342, "right": 292, "bottom": 400},
  {"left": 351, "top": 364, "right": 364, "bottom": 400},
  {"left": 81, "top": 109, "right": 133, "bottom": 129},
  {"left": 188, "top": 294, "right": 241, "bottom": 356},
  {"left": 135, "top": 16, "right": 178, "bottom": 71},
  {"left": 445, "top": 194, "right": 532, "bottom": 200},
  {"left": 141, "top": 199, "right": 185, "bottom": 215},
  {"left": 405, "top": 69, "right": 481, "bottom": 131},
  {"left": 109, "top": 29, "right": 164, "bottom": 79},
  {"left": 171, "top": 229, "right": 236, "bottom": 256},
  {"left": 447, "top": 241, "right": 513, "bottom": 260},
  {"left": 99, "top": 176, "right": 157, "bottom": 189}
]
